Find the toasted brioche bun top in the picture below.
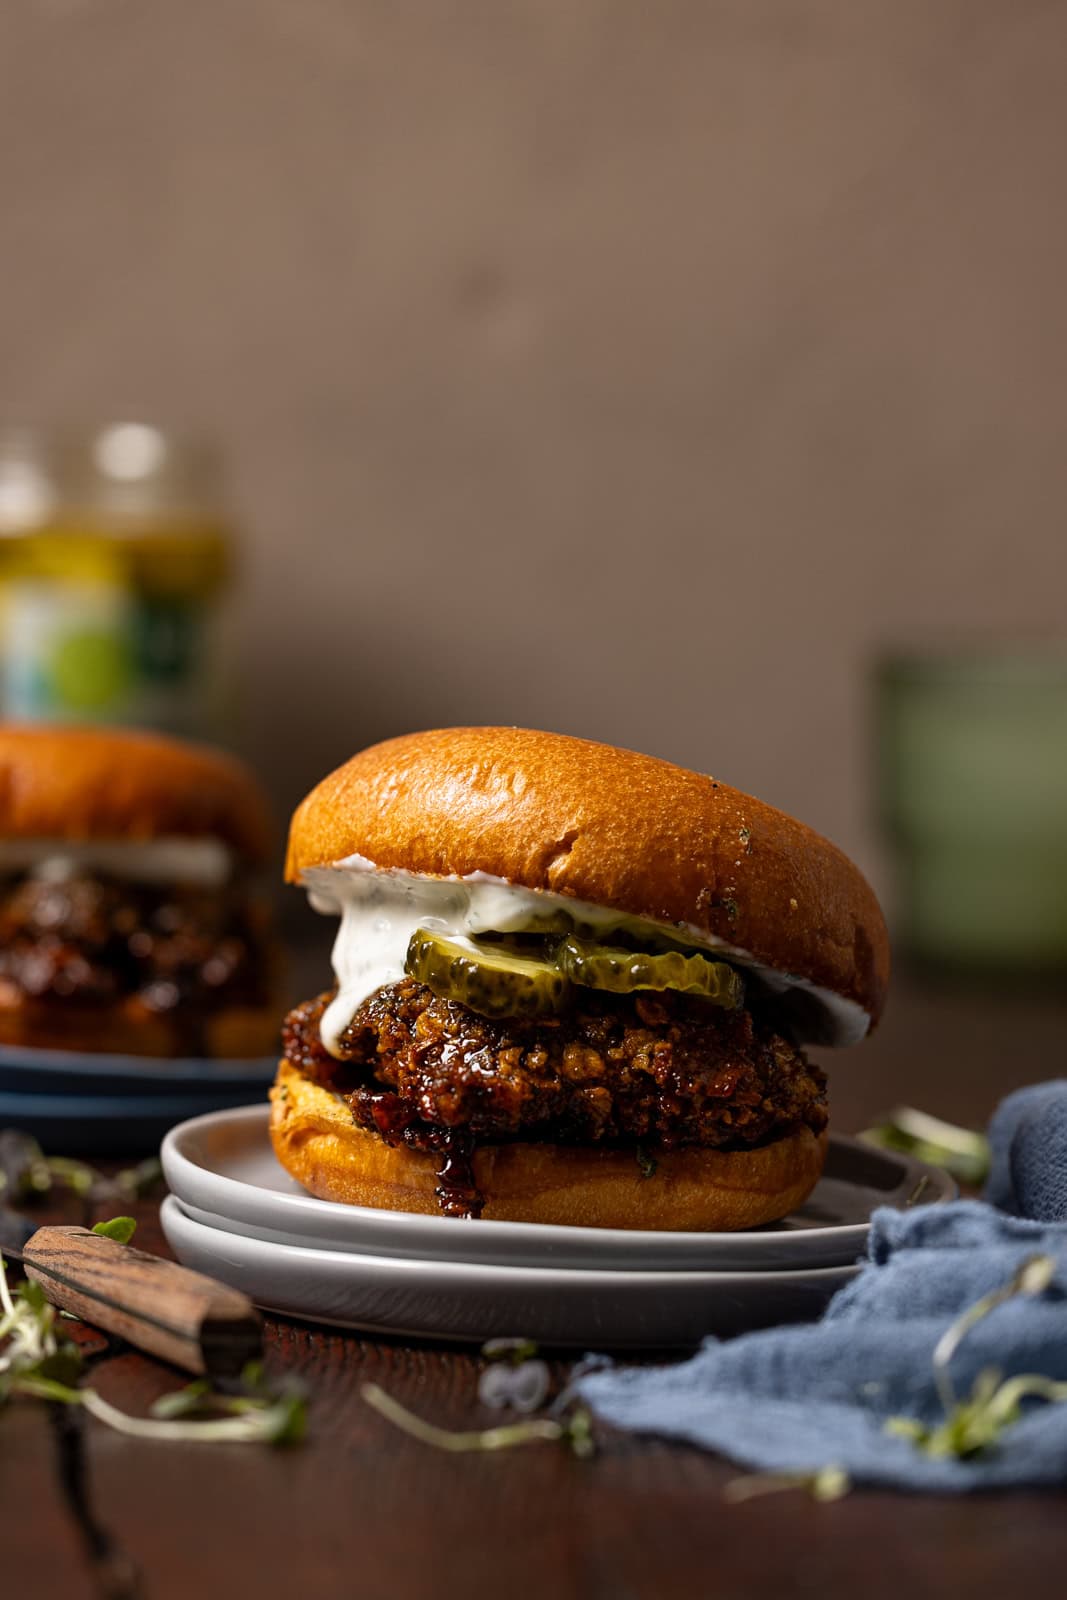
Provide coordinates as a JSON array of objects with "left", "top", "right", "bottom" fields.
[
  {"left": 0, "top": 725, "right": 273, "bottom": 864},
  {"left": 286, "top": 727, "right": 889, "bottom": 1029}
]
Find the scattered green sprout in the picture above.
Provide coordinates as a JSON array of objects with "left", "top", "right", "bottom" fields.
[
  {"left": 0, "top": 1130, "right": 163, "bottom": 1209},
  {"left": 0, "top": 1238, "right": 305, "bottom": 1447},
  {"left": 931, "top": 1255, "right": 1056, "bottom": 1413},
  {"left": 482, "top": 1337, "right": 539, "bottom": 1366},
  {"left": 885, "top": 1371, "right": 1067, "bottom": 1460},
  {"left": 17, "top": 1367, "right": 307, "bottom": 1446},
  {"left": 114, "top": 1157, "right": 165, "bottom": 1198},
  {"left": 0, "top": 1267, "right": 64, "bottom": 1391},
  {"left": 363, "top": 1335, "right": 594, "bottom": 1453},
  {"left": 478, "top": 1343, "right": 550, "bottom": 1411},
  {"left": 42, "top": 1156, "right": 98, "bottom": 1199},
  {"left": 860, "top": 1107, "right": 991, "bottom": 1186},
  {"left": 885, "top": 1252, "right": 1065, "bottom": 1460},
  {"left": 90, "top": 1217, "right": 138, "bottom": 1245},
  {"left": 723, "top": 1466, "right": 851, "bottom": 1503},
  {"left": 362, "top": 1381, "right": 594, "bottom": 1458}
]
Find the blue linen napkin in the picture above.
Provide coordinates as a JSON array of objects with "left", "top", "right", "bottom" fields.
[
  {"left": 986, "top": 1081, "right": 1067, "bottom": 1222},
  {"left": 578, "top": 1083, "right": 1067, "bottom": 1489}
]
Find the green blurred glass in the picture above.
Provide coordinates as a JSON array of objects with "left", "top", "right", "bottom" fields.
[{"left": 876, "top": 648, "right": 1067, "bottom": 975}]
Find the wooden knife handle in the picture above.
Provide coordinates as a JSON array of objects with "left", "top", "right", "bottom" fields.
[{"left": 23, "top": 1224, "right": 262, "bottom": 1378}]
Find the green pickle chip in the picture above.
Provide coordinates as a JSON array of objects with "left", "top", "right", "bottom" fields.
[
  {"left": 405, "top": 929, "right": 571, "bottom": 1019},
  {"left": 556, "top": 935, "right": 743, "bottom": 1007},
  {"left": 405, "top": 925, "right": 744, "bottom": 1017}
]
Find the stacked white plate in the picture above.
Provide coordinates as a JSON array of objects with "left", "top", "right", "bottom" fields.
[{"left": 161, "top": 1107, "right": 954, "bottom": 1349}]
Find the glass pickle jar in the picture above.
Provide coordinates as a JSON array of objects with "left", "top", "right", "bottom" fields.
[{"left": 0, "top": 424, "right": 235, "bottom": 739}]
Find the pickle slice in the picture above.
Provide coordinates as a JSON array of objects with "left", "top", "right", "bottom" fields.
[
  {"left": 405, "top": 928, "right": 571, "bottom": 1019},
  {"left": 556, "top": 935, "right": 743, "bottom": 1007}
]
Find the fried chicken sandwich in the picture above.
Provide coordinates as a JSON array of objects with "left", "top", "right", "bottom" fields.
[{"left": 272, "top": 728, "right": 888, "bottom": 1230}]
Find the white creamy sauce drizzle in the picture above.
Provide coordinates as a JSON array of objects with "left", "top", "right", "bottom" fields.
[
  {"left": 302, "top": 854, "right": 870, "bottom": 1055},
  {"left": 0, "top": 837, "right": 234, "bottom": 887}
]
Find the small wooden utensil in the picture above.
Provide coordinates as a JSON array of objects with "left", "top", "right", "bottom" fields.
[{"left": 1, "top": 1213, "right": 262, "bottom": 1377}]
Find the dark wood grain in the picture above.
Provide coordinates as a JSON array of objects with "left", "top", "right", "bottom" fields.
[{"left": 3, "top": 976, "right": 1066, "bottom": 1600}]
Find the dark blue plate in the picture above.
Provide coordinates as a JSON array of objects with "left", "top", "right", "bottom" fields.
[
  {"left": 0, "top": 1042, "right": 277, "bottom": 1098},
  {"left": 0, "top": 1086, "right": 268, "bottom": 1155}
]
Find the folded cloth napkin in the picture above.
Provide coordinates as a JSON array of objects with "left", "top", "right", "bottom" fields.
[
  {"left": 578, "top": 1084, "right": 1067, "bottom": 1490},
  {"left": 986, "top": 1080, "right": 1067, "bottom": 1222}
]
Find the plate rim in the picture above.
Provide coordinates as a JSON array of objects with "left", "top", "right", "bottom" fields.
[
  {"left": 160, "top": 1193, "right": 861, "bottom": 1289},
  {"left": 161, "top": 1103, "right": 955, "bottom": 1262}
]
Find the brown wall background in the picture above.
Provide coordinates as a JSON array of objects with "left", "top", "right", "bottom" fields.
[{"left": 2, "top": 0, "right": 1066, "bottom": 891}]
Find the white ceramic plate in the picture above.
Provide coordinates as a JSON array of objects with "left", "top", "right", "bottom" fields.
[
  {"left": 161, "top": 1193, "right": 860, "bottom": 1347},
  {"left": 161, "top": 1105, "right": 954, "bottom": 1273}
]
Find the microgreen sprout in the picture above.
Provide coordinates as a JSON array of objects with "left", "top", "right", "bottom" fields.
[
  {"left": 113, "top": 1157, "right": 165, "bottom": 1202},
  {"left": 482, "top": 1337, "right": 539, "bottom": 1365},
  {"left": 478, "top": 1358, "right": 550, "bottom": 1412},
  {"left": 17, "top": 1368, "right": 307, "bottom": 1446},
  {"left": 723, "top": 1466, "right": 851, "bottom": 1503},
  {"left": 44, "top": 1156, "right": 97, "bottom": 1198},
  {"left": 477, "top": 1337, "right": 550, "bottom": 1410},
  {"left": 931, "top": 1254, "right": 1056, "bottom": 1413},
  {"left": 90, "top": 1217, "right": 138, "bottom": 1245},
  {"left": 0, "top": 1262, "right": 61, "bottom": 1389},
  {"left": 0, "top": 1130, "right": 52, "bottom": 1201},
  {"left": 0, "top": 1130, "right": 162, "bottom": 1209},
  {"left": 860, "top": 1107, "right": 991, "bottom": 1186},
  {"left": 362, "top": 1382, "right": 595, "bottom": 1458},
  {"left": 885, "top": 1252, "right": 1065, "bottom": 1459},
  {"left": 885, "top": 1370, "right": 1067, "bottom": 1460}
]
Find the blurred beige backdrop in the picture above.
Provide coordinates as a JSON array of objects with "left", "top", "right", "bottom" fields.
[{"left": 2, "top": 0, "right": 1066, "bottom": 891}]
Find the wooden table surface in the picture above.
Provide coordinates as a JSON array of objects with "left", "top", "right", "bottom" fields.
[{"left": 4, "top": 976, "right": 1066, "bottom": 1600}]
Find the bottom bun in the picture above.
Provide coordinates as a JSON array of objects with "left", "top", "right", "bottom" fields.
[
  {"left": 0, "top": 985, "right": 281, "bottom": 1060},
  {"left": 269, "top": 1057, "right": 829, "bottom": 1231}
]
